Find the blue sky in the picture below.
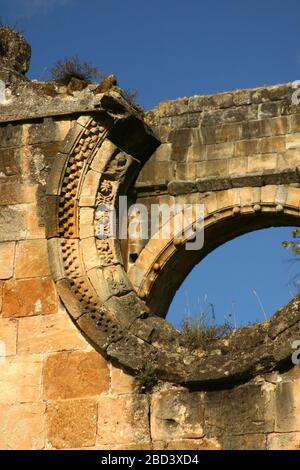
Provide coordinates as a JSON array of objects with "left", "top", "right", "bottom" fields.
[
  {"left": 167, "top": 227, "right": 299, "bottom": 328},
  {"left": 2, "top": 0, "right": 300, "bottom": 109},
  {"left": 1, "top": 0, "right": 300, "bottom": 326}
]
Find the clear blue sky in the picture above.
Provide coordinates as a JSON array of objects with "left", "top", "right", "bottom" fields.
[
  {"left": 2, "top": 0, "right": 300, "bottom": 109},
  {"left": 2, "top": 0, "right": 300, "bottom": 326},
  {"left": 167, "top": 227, "right": 299, "bottom": 328}
]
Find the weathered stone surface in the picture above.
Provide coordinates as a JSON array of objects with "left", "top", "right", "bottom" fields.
[
  {"left": 43, "top": 351, "right": 109, "bottom": 399},
  {"left": 0, "top": 27, "right": 31, "bottom": 76},
  {"left": 2, "top": 278, "right": 57, "bottom": 318},
  {"left": 223, "top": 434, "right": 267, "bottom": 450},
  {"left": 97, "top": 395, "right": 150, "bottom": 445},
  {"left": 275, "top": 382, "right": 300, "bottom": 432},
  {"left": 110, "top": 366, "right": 135, "bottom": 395},
  {"left": 0, "top": 318, "right": 17, "bottom": 356},
  {"left": 168, "top": 180, "right": 197, "bottom": 195},
  {"left": 267, "top": 432, "right": 300, "bottom": 450},
  {"left": 2, "top": 73, "right": 300, "bottom": 451},
  {"left": 47, "top": 399, "right": 97, "bottom": 449},
  {"left": 0, "top": 183, "right": 35, "bottom": 206},
  {"left": 151, "top": 391, "right": 204, "bottom": 441},
  {"left": 0, "top": 242, "right": 15, "bottom": 279},
  {"left": 18, "top": 311, "right": 88, "bottom": 354},
  {"left": 104, "top": 291, "right": 148, "bottom": 328},
  {"left": 0, "top": 403, "right": 45, "bottom": 450},
  {"left": 15, "top": 239, "right": 50, "bottom": 278},
  {"left": 153, "top": 437, "right": 221, "bottom": 450},
  {"left": 0, "top": 354, "right": 43, "bottom": 403},
  {"left": 204, "top": 384, "right": 275, "bottom": 436},
  {"left": 0, "top": 205, "right": 27, "bottom": 242}
]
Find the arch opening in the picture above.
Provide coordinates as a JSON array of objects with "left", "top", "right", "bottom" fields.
[
  {"left": 167, "top": 226, "right": 300, "bottom": 331},
  {"left": 134, "top": 207, "right": 300, "bottom": 319}
]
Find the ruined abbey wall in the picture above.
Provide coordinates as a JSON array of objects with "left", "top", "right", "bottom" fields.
[{"left": 1, "top": 31, "right": 300, "bottom": 450}]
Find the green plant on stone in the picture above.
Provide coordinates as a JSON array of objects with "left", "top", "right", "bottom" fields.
[
  {"left": 136, "top": 363, "right": 157, "bottom": 393},
  {"left": 180, "top": 309, "right": 233, "bottom": 351}
]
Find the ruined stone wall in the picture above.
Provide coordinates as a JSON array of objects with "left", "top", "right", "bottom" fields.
[
  {"left": 1, "top": 29, "right": 300, "bottom": 449},
  {"left": 130, "top": 83, "right": 300, "bottom": 316},
  {"left": 0, "top": 89, "right": 299, "bottom": 451}
]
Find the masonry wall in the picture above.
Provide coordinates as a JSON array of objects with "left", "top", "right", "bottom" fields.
[{"left": 1, "top": 87, "right": 300, "bottom": 450}]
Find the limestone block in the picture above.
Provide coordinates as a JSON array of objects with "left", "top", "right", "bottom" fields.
[
  {"left": 204, "top": 385, "right": 275, "bottom": 436},
  {"left": 186, "top": 145, "right": 207, "bottom": 162},
  {"left": 90, "top": 139, "right": 116, "bottom": 173},
  {"left": 215, "top": 122, "right": 242, "bottom": 143},
  {"left": 239, "top": 187, "right": 255, "bottom": 207},
  {"left": 88, "top": 265, "right": 132, "bottom": 303},
  {"left": 2, "top": 278, "right": 57, "bottom": 318},
  {"left": 153, "top": 438, "right": 221, "bottom": 450},
  {"left": 206, "top": 142, "right": 234, "bottom": 160},
  {"left": 104, "top": 291, "right": 147, "bottom": 328},
  {"left": 289, "top": 114, "right": 300, "bottom": 133},
  {"left": 260, "top": 136, "right": 285, "bottom": 153},
  {"left": 267, "top": 432, "right": 300, "bottom": 450},
  {"left": 80, "top": 237, "right": 100, "bottom": 271},
  {"left": 43, "top": 351, "right": 109, "bottom": 400},
  {"left": 110, "top": 366, "right": 135, "bottom": 395},
  {"left": 228, "top": 157, "right": 248, "bottom": 176},
  {"left": 47, "top": 399, "right": 97, "bottom": 449},
  {"left": 261, "top": 185, "right": 278, "bottom": 204},
  {"left": 79, "top": 207, "right": 94, "bottom": 239},
  {"left": 0, "top": 182, "right": 35, "bottom": 206},
  {"left": 79, "top": 170, "right": 101, "bottom": 206},
  {"left": 151, "top": 143, "right": 172, "bottom": 162},
  {"left": 277, "top": 149, "right": 300, "bottom": 169},
  {"left": 286, "top": 133, "right": 300, "bottom": 150},
  {"left": 223, "top": 434, "right": 266, "bottom": 450},
  {"left": 247, "top": 154, "right": 277, "bottom": 172},
  {"left": 202, "top": 160, "right": 228, "bottom": 178},
  {"left": 0, "top": 402, "right": 45, "bottom": 450},
  {"left": 0, "top": 147, "right": 20, "bottom": 177},
  {"left": 234, "top": 139, "right": 260, "bottom": 157},
  {"left": 259, "top": 102, "right": 282, "bottom": 118},
  {"left": 18, "top": 312, "right": 88, "bottom": 354},
  {"left": 0, "top": 242, "right": 15, "bottom": 279},
  {"left": 97, "top": 395, "right": 150, "bottom": 445},
  {"left": 0, "top": 318, "right": 17, "bottom": 356},
  {"left": 15, "top": 239, "right": 50, "bottom": 278},
  {"left": 151, "top": 391, "right": 204, "bottom": 441},
  {"left": 47, "top": 238, "right": 66, "bottom": 281},
  {"left": 0, "top": 354, "right": 43, "bottom": 403},
  {"left": 275, "top": 382, "right": 300, "bottom": 432},
  {"left": 200, "top": 125, "right": 216, "bottom": 145},
  {"left": 27, "top": 118, "right": 60, "bottom": 145},
  {"left": 263, "top": 116, "right": 288, "bottom": 136},
  {"left": 0, "top": 124, "right": 22, "bottom": 149},
  {"left": 46, "top": 153, "right": 68, "bottom": 195}
]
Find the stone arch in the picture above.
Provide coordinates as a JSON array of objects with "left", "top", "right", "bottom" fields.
[
  {"left": 128, "top": 185, "right": 300, "bottom": 317},
  {"left": 46, "top": 93, "right": 300, "bottom": 387}
]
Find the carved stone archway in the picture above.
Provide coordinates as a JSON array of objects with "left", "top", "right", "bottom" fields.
[
  {"left": 46, "top": 92, "right": 300, "bottom": 386},
  {"left": 128, "top": 187, "right": 300, "bottom": 317}
]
